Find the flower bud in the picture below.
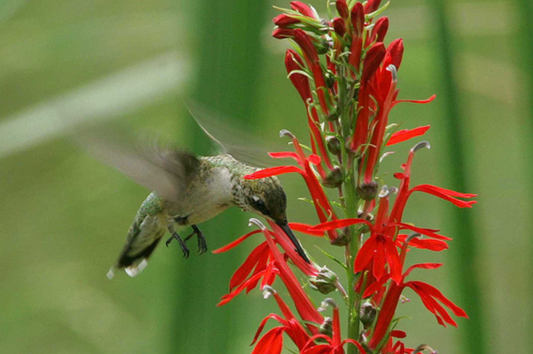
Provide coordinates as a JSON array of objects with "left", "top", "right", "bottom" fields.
[
  {"left": 273, "top": 14, "right": 300, "bottom": 27},
  {"left": 310, "top": 267, "right": 338, "bottom": 294},
  {"left": 413, "top": 344, "right": 437, "bottom": 354},
  {"left": 330, "top": 226, "right": 350, "bottom": 246},
  {"left": 326, "top": 136, "right": 341, "bottom": 155},
  {"left": 322, "top": 166, "right": 343, "bottom": 188},
  {"left": 332, "top": 17, "right": 346, "bottom": 37},
  {"left": 360, "top": 302, "right": 377, "bottom": 329},
  {"left": 358, "top": 181, "right": 378, "bottom": 200},
  {"left": 335, "top": 0, "right": 348, "bottom": 19},
  {"left": 319, "top": 317, "right": 333, "bottom": 337}
]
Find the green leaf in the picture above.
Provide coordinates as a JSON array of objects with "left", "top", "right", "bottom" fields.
[{"left": 315, "top": 246, "right": 348, "bottom": 270}]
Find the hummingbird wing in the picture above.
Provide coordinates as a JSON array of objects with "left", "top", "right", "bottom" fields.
[
  {"left": 185, "top": 101, "right": 286, "bottom": 168},
  {"left": 74, "top": 129, "right": 200, "bottom": 203}
]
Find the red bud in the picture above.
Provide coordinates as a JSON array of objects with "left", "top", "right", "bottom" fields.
[
  {"left": 335, "top": 0, "right": 349, "bottom": 19},
  {"left": 285, "top": 50, "right": 312, "bottom": 102},
  {"left": 351, "top": 2, "right": 365, "bottom": 38},
  {"left": 385, "top": 38, "right": 404, "bottom": 70},
  {"left": 273, "top": 14, "right": 300, "bottom": 27},
  {"left": 362, "top": 42, "right": 386, "bottom": 81},
  {"left": 364, "top": 0, "right": 382, "bottom": 13},
  {"left": 332, "top": 17, "right": 346, "bottom": 37},
  {"left": 272, "top": 28, "right": 295, "bottom": 39},
  {"left": 373, "top": 17, "right": 389, "bottom": 43},
  {"left": 290, "top": 1, "right": 316, "bottom": 18}
]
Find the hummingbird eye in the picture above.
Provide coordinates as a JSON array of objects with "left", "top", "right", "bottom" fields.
[{"left": 251, "top": 196, "right": 269, "bottom": 216}]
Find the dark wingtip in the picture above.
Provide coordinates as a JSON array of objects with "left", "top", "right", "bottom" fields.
[{"left": 278, "top": 222, "right": 311, "bottom": 263}]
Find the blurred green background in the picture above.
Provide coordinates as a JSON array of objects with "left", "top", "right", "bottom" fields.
[{"left": 0, "top": 0, "right": 529, "bottom": 353}]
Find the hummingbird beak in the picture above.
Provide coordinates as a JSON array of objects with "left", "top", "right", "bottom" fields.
[{"left": 277, "top": 222, "right": 311, "bottom": 263}]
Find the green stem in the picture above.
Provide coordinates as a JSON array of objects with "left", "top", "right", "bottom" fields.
[{"left": 337, "top": 69, "right": 361, "bottom": 354}]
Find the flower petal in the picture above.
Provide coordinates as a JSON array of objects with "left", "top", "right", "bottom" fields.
[
  {"left": 289, "top": 222, "right": 325, "bottom": 236},
  {"left": 395, "top": 223, "right": 452, "bottom": 241},
  {"left": 310, "top": 218, "right": 372, "bottom": 231},
  {"left": 212, "top": 229, "right": 262, "bottom": 253},
  {"left": 386, "top": 125, "right": 431, "bottom": 146},
  {"left": 245, "top": 165, "right": 303, "bottom": 179}
]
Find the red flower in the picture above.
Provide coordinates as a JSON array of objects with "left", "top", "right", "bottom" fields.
[
  {"left": 285, "top": 50, "right": 333, "bottom": 172},
  {"left": 368, "top": 260, "right": 468, "bottom": 349},
  {"left": 301, "top": 300, "right": 367, "bottom": 354},
  {"left": 245, "top": 132, "right": 339, "bottom": 241},
  {"left": 292, "top": 29, "right": 330, "bottom": 115},
  {"left": 251, "top": 287, "right": 312, "bottom": 353}
]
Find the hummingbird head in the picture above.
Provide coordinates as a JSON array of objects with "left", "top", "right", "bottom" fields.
[
  {"left": 243, "top": 176, "right": 288, "bottom": 224},
  {"left": 241, "top": 176, "right": 310, "bottom": 263}
]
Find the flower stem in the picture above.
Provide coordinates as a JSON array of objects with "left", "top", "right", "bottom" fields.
[{"left": 338, "top": 67, "right": 362, "bottom": 354}]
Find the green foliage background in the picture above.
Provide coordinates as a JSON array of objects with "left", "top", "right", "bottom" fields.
[{"left": 0, "top": 0, "right": 528, "bottom": 353}]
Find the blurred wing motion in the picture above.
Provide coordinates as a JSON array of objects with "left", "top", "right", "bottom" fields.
[
  {"left": 185, "top": 100, "right": 285, "bottom": 167},
  {"left": 74, "top": 127, "right": 200, "bottom": 204}
]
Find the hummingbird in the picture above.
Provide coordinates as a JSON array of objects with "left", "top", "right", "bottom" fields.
[{"left": 78, "top": 110, "right": 310, "bottom": 278}]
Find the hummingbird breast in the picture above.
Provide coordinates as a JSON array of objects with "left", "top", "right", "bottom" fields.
[{"left": 164, "top": 162, "right": 236, "bottom": 226}]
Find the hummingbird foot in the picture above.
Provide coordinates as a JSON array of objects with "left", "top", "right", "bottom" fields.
[
  {"left": 166, "top": 227, "right": 190, "bottom": 258},
  {"left": 184, "top": 225, "right": 208, "bottom": 255}
]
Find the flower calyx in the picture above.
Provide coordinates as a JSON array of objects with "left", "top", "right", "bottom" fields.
[{"left": 309, "top": 266, "right": 339, "bottom": 294}]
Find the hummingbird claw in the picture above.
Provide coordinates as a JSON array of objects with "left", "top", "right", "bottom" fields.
[
  {"left": 191, "top": 225, "right": 208, "bottom": 255},
  {"left": 165, "top": 231, "right": 190, "bottom": 258}
]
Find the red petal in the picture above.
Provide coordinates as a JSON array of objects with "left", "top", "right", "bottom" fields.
[
  {"left": 363, "top": 273, "right": 389, "bottom": 298},
  {"left": 290, "top": 1, "right": 316, "bottom": 18},
  {"left": 229, "top": 242, "right": 269, "bottom": 290},
  {"left": 354, "top": 236, "right": 379, "bottom": 273},
  {"left": 308, "top": 154, "right": 322, "bottom": 165},
  {"left": 289, "top": 222, "right": 324, "bottom": 236},
  {"left": 252, "top": 314, "right": 286, "bottom": 344},
  {"left": 217, "top": 271, "right": 265, "bottom": 306},
  {"left": 384, "top": 237, "right": 402, "bottom": 284},
  {"left": 245, "top": 165, "right": 303, "bottom": 179},
  {"left": 342, "top": 339, "right": 368, "bottom": 353},
  {"left": 403, "top": 263, "right": 442, "bottom": 279},
  {"left": 212, "top": 229, "right": 262, "bottom": 253},
  {"left": 409, "top": 281, "right": 468, "bottom": 318},
  {"left": 411, "top": 184, "right": 477, "bottom": 208},
  {"left": 395, "top": 223, "right": 452, "bottom": 241},
  {"left": 394, "top": 94, "right": 436, "bottom": 106},
  {"left": 302, "top": 345, "right": 333, "bottom": 354},
  {"left": 391, "top": 330, "right": 406, "bottom": 338},
  {"left": 269, "top": 151, "right": 300, "bottom": 161},
  {"left": 310, "top": 218, "right": 372, "bottom": 231},
  {"left": 386, "top": 126, "right": 431, "bottom": 146},
  {"left": 251, "top": 327, "right": 285, "bottom": 354},
  {"left": 397, "top": 234, "right": 448, "bottom": 251},
  {"left": 372, "top": 239, "right": 386, "bottom": 280}
]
